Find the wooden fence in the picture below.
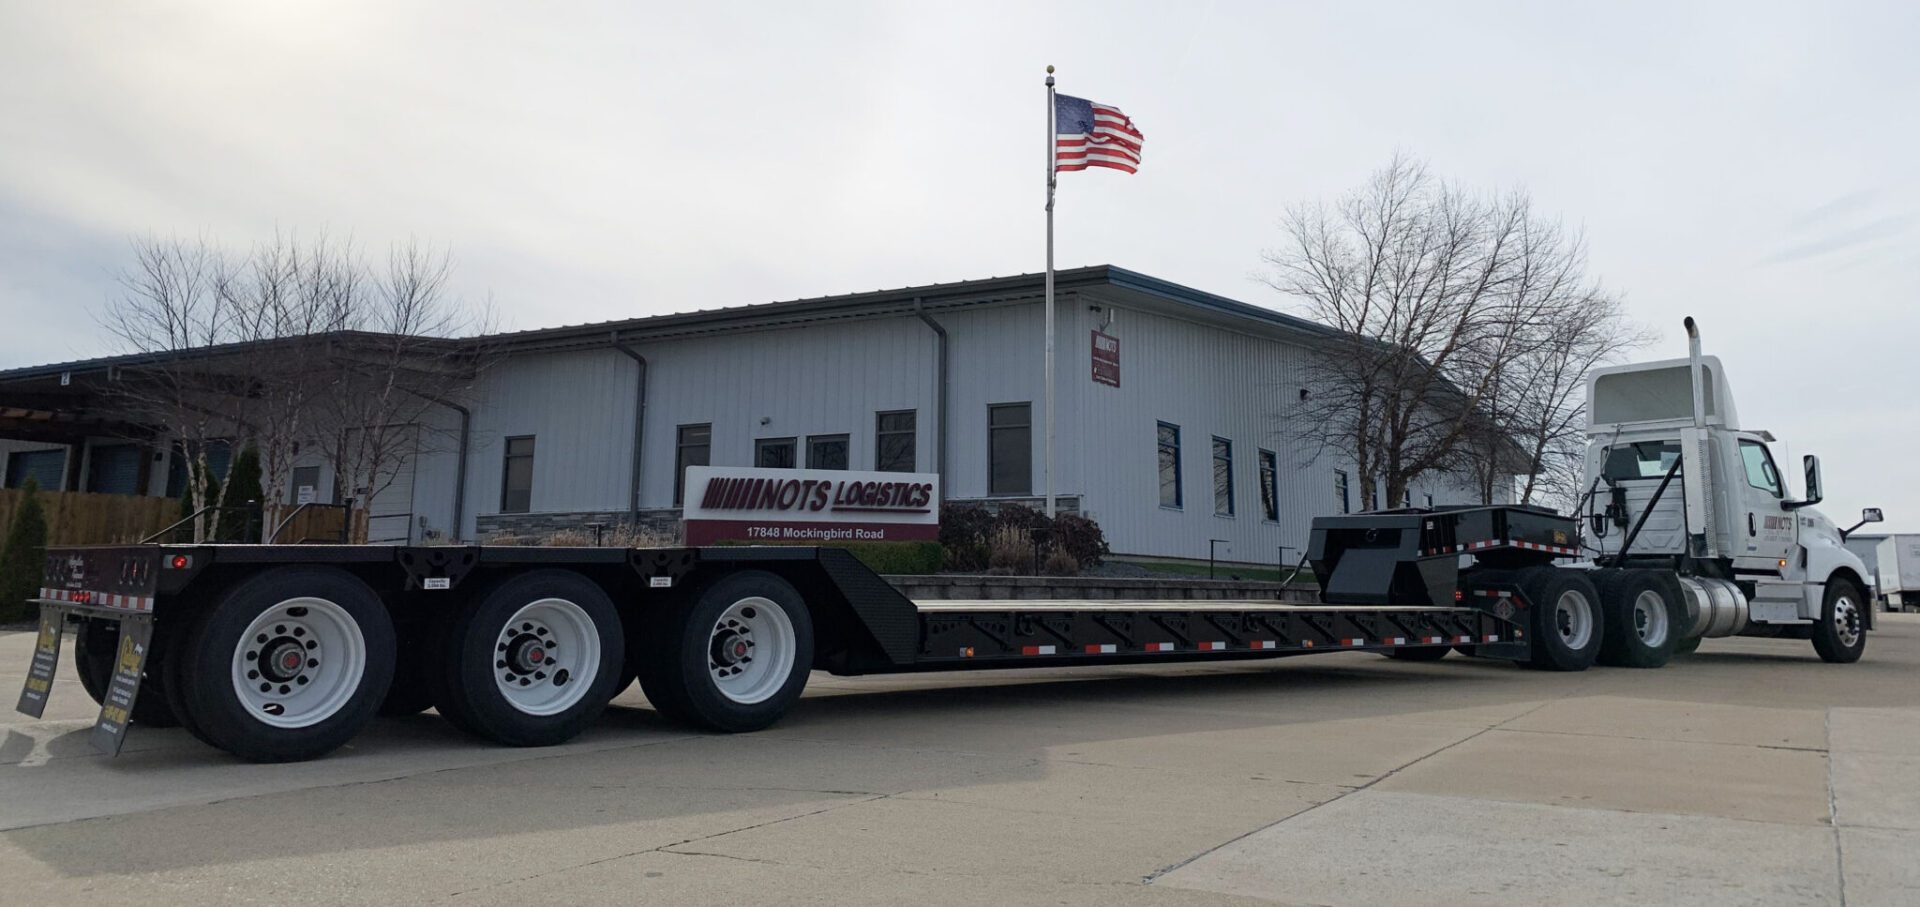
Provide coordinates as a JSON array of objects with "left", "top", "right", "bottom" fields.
[{"left": 0, "top": 488, "right": 180, "bottom": 546}]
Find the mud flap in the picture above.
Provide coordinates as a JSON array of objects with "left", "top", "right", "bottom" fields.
[
  {"left": 88, "top": 616, "right": 155, "bottom": 756},
  {"left": 14, "top": 606, "right": 66, "bottom": 718}
]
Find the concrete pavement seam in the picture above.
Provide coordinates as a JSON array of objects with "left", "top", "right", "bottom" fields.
[
  {"left": 1826, "top": 708, "right": 1849, "bottom": 907},
  {"left": 1140, "top": 696, "right": 1563, "bottom": 885}
]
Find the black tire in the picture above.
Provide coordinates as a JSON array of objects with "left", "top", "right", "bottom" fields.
[
  {"left": 163, "top": 605, "right": 218, "bottom": 748},
  {"left": 1594, "top": 569, "right": 1685, "bottom": 669},
  {"left": 72, "top": 618, "right": 179, "bottom": 728},
  {"left": 175, "top": 567, "right": 396, "bottom": 762},
  {"left": 1673, "top": 635, "right": 1702, "bottom": 655},
  {"left": 434, "top": 570, "right": 625, "bottom": 747},
  {"left": 1517, "top": 566, "right": 1603, "bottom": 671},
  {"left": 1385, "top": 645, "right": 1449, "bottom": 662},
  {"left": 378, "top": 621, "right": 439, "bottom": 717},
  {"left": 641, "top": 570, "right": 814, "bottom": 733},
  {"left": 1811, "top": 578, "right": 1868, "bottom": 664}
]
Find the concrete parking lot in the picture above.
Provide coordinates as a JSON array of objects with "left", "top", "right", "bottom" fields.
[{"left": 2, "top": 615, "right": 1916, "bottom": 906}]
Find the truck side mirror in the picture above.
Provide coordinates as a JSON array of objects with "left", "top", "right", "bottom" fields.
[
  {"left": 1861, "top": 507, "right": 1884, "bottom": 523},
  {"left": 1800, "top": 455, "right": 1823, "bottom": 507}
]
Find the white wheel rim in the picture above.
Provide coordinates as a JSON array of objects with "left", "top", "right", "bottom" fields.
[
  {"left": 230, "top": 597, "right": 367, "bottom": 729},
  {"left": 494, "top": 598, "right": 601, "bottom": 716},
  {"left": 1631, "top": 590, "right": 1670, "bottom": 646},
  {"left": 1554, "top": 589, "right": 1595, "bottom": 650},
  {"left": 1833, "top": 596, "right": 1862, "bottom": 648},
  {"left": 709, "top": 596, "right": 796, "bottom": 705}
]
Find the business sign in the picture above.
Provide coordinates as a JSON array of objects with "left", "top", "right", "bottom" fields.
[
  {"left": 682, "top": 466, "right": 939, "bottom": 546},
  {"left": 1091, "top": 330, "right": 1120, "bottom": 387}
]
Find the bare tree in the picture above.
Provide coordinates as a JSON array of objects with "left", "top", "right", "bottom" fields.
[
  {"left": 303, "top": 241, "right": 490, "bottom": 543},
  {"left": 1264, "top": 155, "right": 1634, "bottom": 508},
  {"left": 101, "top": 234, "right": 489, "bottom": 543},
  {"left": 102, "top": 237, "right": 251, "bottom": 540}
]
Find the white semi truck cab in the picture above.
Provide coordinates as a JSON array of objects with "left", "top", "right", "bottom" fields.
[{"left": 1580, "top": 317, "right": 1881, "bottom": 658}]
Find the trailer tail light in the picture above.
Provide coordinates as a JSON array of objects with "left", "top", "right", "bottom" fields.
[{"left": 167, "top": 554, "right": 193, "bottom": 570}]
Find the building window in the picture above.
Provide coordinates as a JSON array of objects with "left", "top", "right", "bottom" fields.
[
  {"left": 4, "top": 448, "right": 66, "bottom": 490},
  {"left": 1258, "top": 449, "right": 1279, "bottom": 522},
  {"left": 988, "top": 403, "right": 1031, "bottom": 495},
  {"left": 1212, "top": 438, "right": 1234, "bottom": 516},
  {"left": 875, "top": 410, "right": 916, "bottom": 472},
  {"left": 1157, "top": 422, "right": 1182, "bottom": 508},
  {"left": 501, "top": 436, "right": 535, "bottom": 513},
  {"left": 807, "top": 434, "right": 849, "bottom": 470},
  {"left": 1369, "top": 480, "right": 1381, "bottom": 512},
  {"left": 756, "top": 437, "right": 797, "bottom": 469},
  {"left": 674, "top": 423, "right": 710, "bottom": 506},
  {"left": 85, "top": 444, "right": 143, "bottom": 495},
  {"left": 1424, "top": 493, "right": 1434, "bottom": 509},
  {"left": 1335, "top": 470, "right": 1350, "bottom": 514},
  {"left": 165, "top": 439, "right": 234, "bottom": 498},
  {"left": 290, "top": 465, "right": 321, "bottom": 504}
]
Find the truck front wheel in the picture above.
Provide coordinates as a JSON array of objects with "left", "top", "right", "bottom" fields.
[
  {"left": 1518, "top": 567, "right": 1603, "bottom": 671},
  {"left": 639, "top": 571, "right": 813, "bottom": 733},
  {"left": 175, "top": 568, "right": 396, "bottom": 762},
  {"left": 1811, "top": 579, "right": 1867, "bottom": 664}
]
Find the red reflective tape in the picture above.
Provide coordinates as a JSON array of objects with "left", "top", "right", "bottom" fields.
[
  {"left": 1386, "top": 636, "right": 1407, "bottom": 646},
  {"left": 1021, "top": 645, "right": 1057, "bottom": 656},
  {"left": 1084, "top": 643, "right": 1117, "bottom": 654},
  {"left": 1145, "top": 642, "right": 1175, "bottom": 652},
  {"left": 1251, "top": 640, "right": 1276, "bottom": 649},
  {"left": 1198, "top": 641, "right": 1227, "bottom": 651},
  {"left": 1425, "top": 636, "right": 1443, "bottom": 644},
  {"left": 1342, "top": 638, "right": 1364, "bottom": 646},
  {"left": 1456, "top": 634, "right": 1471, "bottom": 643},
  {"left": 1483, "top": 634, "right": 1500, "bottom": 643}
]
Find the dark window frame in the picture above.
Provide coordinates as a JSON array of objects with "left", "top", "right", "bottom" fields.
[
  {"left": 1157, "top": 422, "right": 1182, "bottom": 509},
  {"left": 1212, "top": 436, "right": 1234, "bottom": 517},
  {"left": 1258, "top": 448, "right": 1279, "bottom": 522},
  {"left": 875, "top": 410, "right": 916, "bottom": 473},
  {"left": 987, "top": 403, "right": 1032, "bottom": 496},
  {"left": 673, "top": 423, "right": 711, "bottom": 507},
  {"left": 807, "top": 433, "right": 850, "bottom": 470},
  {"left": 1335, "top": 470, "right": 1350, "bottom": 514},
  {"left": 500, "top": 435, "right": 535, "bottom": 514},
  {"left": 755, "top": 437, "right": 798, "bottom": 469}
]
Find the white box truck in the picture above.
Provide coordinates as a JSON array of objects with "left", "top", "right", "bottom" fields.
[{"left": 1875, "top": 534, "right": 1920, "bottom": 611}]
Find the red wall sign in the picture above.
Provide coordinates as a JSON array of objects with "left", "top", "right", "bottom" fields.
[
  {"left": 682, "top": 466, "right": 940, "bottom": 546},
  {"left": 1091, "top": 330, "right": 1120, "bottom": 387}
]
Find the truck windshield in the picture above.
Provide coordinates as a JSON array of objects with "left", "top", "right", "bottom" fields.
[{"left": 1603, "top": 441, "right": 1681, "bottom": 481}]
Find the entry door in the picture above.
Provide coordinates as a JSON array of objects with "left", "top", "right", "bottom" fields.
[{"left": 1735, "top": 438, "right": 1795, "bottom": 568}]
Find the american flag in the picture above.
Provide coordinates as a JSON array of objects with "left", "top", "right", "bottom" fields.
[{"left": 1054, "top": 94, "right": 1143, "bottom": 174}]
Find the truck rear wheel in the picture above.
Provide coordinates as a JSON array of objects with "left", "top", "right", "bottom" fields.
[
  {"left": 1811, "top": 578, "right": 1867, "bottom": 664},
  {"left": 1518, "top": 567, "right": 1603, "bottom": 671},
  {"left": 434, "top": 570, "right": 625, "bottom": 747},
  {"left": 639, "top": 571, "right": 813, "bottom": 733},
  {"left": 72, "top": 617, "right": 179, "bottom": 728},
  {"left": 175, "top": 568, "right": 396, "bottom": 762},
  {"left": 1595, "top": 570, "right": 1684, "bottom": 669}
]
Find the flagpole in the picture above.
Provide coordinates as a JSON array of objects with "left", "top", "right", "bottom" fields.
[{"left": 1043, "top": 64, "right": 1057, "bottom": 519}]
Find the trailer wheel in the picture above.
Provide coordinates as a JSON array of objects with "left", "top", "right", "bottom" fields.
[
  {"left": 1518, "top": 567, "right": 1603, "bottom": 671},
  {"left": 1595, "top": 570, "right": 1684, "bottom": 669},
  {"left": 434, "top": 570, "right": 625, "bottom": 747},
  {"left": 1385, "top": 646, "right": 1449, "bottom": 661},
  {"left": 642, "top": 571, "right": 813, "bottom": 733},
  {"left": 72, "top": 618, "right": 180, "bottom": 728},
  {"left": 1811, "top": 578, "right": 1867, "bottom": 664},
  {"left": 176, "top": 568, "right": 395, "bottom": 762}
]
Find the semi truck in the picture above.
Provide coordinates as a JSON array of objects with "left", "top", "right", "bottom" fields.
[{"left": 13, "top": 319, "right": 1882, "bottom": 763}]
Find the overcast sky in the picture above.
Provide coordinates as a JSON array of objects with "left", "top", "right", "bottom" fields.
[{"left": 1, "top": 2, "right": 1914, "bottom": 531}]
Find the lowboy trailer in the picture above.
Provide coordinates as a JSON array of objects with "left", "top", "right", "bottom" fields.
[{"left": 15, "top": 500, "right": 1802, "bottom": 764}]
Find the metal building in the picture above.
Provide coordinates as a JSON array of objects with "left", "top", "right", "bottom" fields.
[{"left": 0, "top": 266, "right": 1493, "bottom": 567}]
